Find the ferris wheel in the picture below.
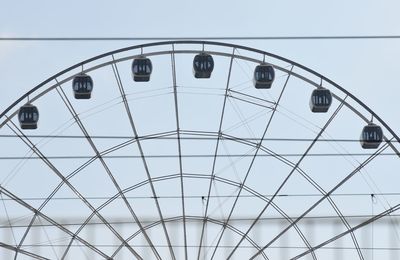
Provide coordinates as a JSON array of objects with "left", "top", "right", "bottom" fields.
[{"left": 0, "top": 41, "right": 400, "bottom": 260}]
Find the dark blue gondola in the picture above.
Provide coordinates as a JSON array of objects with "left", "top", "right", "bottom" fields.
[
  {"left": 193, "top": 53, "right": 214, "bottom": 78},
  {"left": 309, "top": 88, "right": 332, "bottom": 113},
  {"left": 72, "top": 73, "right": 93, "bottom": 99},
  {"left": 360, "top": 123, "right": 383, "bottom": 149},
  {"left": 253, "top": 64, "right": 275, "bottom": 89},
  {"left": 18, "top": 103, "right": 39, "bottom": 129},
  {"left": 132, "top": 57, "right": 152, "bottom": 82}
]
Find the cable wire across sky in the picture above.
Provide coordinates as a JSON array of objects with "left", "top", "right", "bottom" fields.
[{"left": 2, "top": 35, "right": 400, "bottom": 41}]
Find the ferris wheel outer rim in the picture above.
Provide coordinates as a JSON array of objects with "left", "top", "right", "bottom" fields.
[
  {"left": 0, "top": 40, "right": 398, "bottom": 148},
  {"left": 0, "top": 40, "right": 398, "bottom": 259}
]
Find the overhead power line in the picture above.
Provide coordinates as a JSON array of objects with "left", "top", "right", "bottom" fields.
[
  {"left": 1, "top": 214, "right": 399, "bottom": 229},
  {"left": 0, "top": 192, "right": 399, "bottom": 202},
  {"left": 0, "top": 134, "right": 398, "bottom": 143},
  {"left": 0, "top": 153, "right": 399, "bottom": 160},
  {"left": 10, "top": 244, "right": 400, "bottom": 251},
  {"left": 1, "top": 35, "right": 400, "bottom": 41}
]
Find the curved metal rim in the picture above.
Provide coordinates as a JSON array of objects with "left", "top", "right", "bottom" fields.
[
  {"left": 110, "top": 215, "right": 269, "bottom": 259},
  {"left": 15, "top": 129, "right": 321, "bottom": 259},
  {"left": 1, "top": 40, "right": 397, "bottom": 259},
  {"left": 1, "top": 40, "right": 399, "bottom": 146}
]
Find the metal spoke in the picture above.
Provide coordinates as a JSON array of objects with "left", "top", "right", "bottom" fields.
[
  {"left": 197, "top": 48, "right": 235, "bottom": 260},
  {"left": 112, "top": 59, "right": 174, "bottom": 259},
  {"left": 249, "top": 139, "right": 392, "bottom": 259},
  {"left": 0, "top": 168, "right": 323, "bottom": 260},
  {"left": 195, "top": 128, "right": 389, "bottom": 258},
  {"left": 208, "top": 66, "right": 295, "bottom": 260},
  {"left": 0, "top": 241, "right": 51, "bottom": 260},
  {"left": 225, "top": 69, "right": 364, "bottom": 260},
  {"left": 0, "top": 192, "right": 17, "bottom": 246},
  {"left": 55, "top": 82, "right": 155, "bottom": 259},
  {"left": 110, "top": 56, "right": 176, "bottom": 260},
  {"left": 0, "top": 184, "right": 110, "bottom": 259},
  {"left": 5, "top": 121, "right": 143, "bottom": 260},
  {"left": 23, "top": 130, "right": 176, "bottom": 248},
  {"left": 41, "top": 131, "right": 177, "bottom": 232},
  {"left": 6, "top": 122, "right": 113, "bottom": 260},
  {"left": 226, "top": 97, "right": 349, "bottom": 259},
  {"left": 111, "top": 215, "right": 268, "bottom": 260},
  {"left": 290, "top": 202, "right": 400, "bottom": 260},
  {"left": 170, "top": 46, "right": 189, "bottom": 260},
  {"left": 46, "top": 153, "right": 315, "bottom": 260},
  {"left": 109, "top": 170, "right": 318, "bottom": 259},
  {"left": 138, "top": 131, "right": 332, "bottom": 257}
]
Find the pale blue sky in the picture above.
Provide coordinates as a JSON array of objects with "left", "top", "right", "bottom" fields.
[
  {"left": 1, "top": 1, "right": 400, "bottom": 259},
  {"left": 1, "top": 0, "right": 400, "bottom": 129}
]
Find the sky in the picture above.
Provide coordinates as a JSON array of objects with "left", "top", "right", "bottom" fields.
[
  {"left": 1, "top": 0, "right": 400, "bottom": 129},
  {"left": 1, "top": 1, "right": 400, "bottom": 259}
]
